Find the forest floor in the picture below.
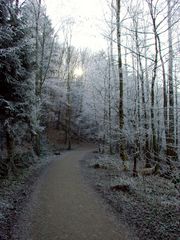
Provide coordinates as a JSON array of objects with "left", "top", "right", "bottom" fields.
[{"left": 80, "top": 152, "right": 180, "bottom": 240}]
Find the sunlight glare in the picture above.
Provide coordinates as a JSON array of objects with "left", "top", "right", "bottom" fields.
[{"left": 74, "top": 67, "right": 84, "bottom": 77}]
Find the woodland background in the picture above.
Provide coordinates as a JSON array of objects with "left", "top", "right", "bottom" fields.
[{"left": 0, "top": 0, "right": 180, "bottom": 183}]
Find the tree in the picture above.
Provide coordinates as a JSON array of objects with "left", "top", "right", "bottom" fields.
[
  {"left": 0, "top": 0, "right": 34, "bottom": 176},
  {"left": 166, "top": 0, "right": 177, "bottom": 162},
  {"left": 21, "top": 0, "right": 58, "bottom": 155},
  {"left": 115, "top": 0, "right": 128, "bottom": 170}
]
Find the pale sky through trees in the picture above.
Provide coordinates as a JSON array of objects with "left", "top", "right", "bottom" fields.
[{"left": 45, "top": 0, "right": 107, "bottom": 51}]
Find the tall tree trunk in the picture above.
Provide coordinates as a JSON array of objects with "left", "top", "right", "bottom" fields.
[
  {"left": 102, "top": 74, "right": 107, "bottom": 154},
  {"left": 66, "top": 47, "right": 72, "bottom": 150},
  {"left": 108, "top": 48, "right": 113, "bottom": 154},
  {"left": 15, "top": 0, "right": 19, "bottom": 15},
  {"left": 157, "top": 34, "right": 168, "bottom": 154},
  {"left": 134, "top": 22, "right": 149, "bottom": 165},
  {"left": 116, "top": 0, "right": 128, "bottom": 170},
  {"left": 148, "top": 1, "right": 159, "bottom": 163},
  {"left": 167, "top": 0, "right": 177, "bottom": 161},
  {"left": 35, "top": 0, "right": 41, "bottom": 97},
  {"left": 5, "top": 122, "right": 16, "bottom": 175},
  {"left": 33, "top": 0, "right": 42, "bottom": 156},
  {"left": 174, "top": 65, "right": 178, "bottom": 157}
]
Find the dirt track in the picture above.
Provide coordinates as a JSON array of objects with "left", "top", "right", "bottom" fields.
[{"left": 12, "top": 146, "right": 132, "bottom": 240}]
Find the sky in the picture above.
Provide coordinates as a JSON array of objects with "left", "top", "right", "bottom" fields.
[{"left": 44, "top": 0, "right": 107, "bottom": 51}]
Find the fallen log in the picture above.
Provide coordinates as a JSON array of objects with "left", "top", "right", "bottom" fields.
[{"left": 110, "top": 184, "right": 130, "bottom": 192}]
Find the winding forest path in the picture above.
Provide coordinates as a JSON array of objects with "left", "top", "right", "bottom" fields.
[{"left": 12, "top": 145, "right": 131, "bottom": 240}]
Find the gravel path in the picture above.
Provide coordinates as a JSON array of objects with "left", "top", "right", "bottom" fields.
[{"left": 12, "top": 146, "right": 132, "bottom": 240}]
